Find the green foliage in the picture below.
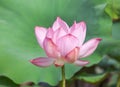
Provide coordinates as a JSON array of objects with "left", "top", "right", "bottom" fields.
[
  {"left": 0, "top": 0, "right": 119, "bottom": 86},
  {"left": 105, "top": 0, "right": 120, "bottom": 19},
  {"left": 76, "top": 73, "right": 108, "bottom": 84},
  {"left": 0, "top": 76, "right": 19, "bottom": 87}
]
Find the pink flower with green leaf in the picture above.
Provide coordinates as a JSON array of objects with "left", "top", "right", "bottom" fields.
[{"left": 30, "top": 17, "right": 101, "bottom": 67}]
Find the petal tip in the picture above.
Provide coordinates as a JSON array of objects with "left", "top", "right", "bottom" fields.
[
  {"left": 35, "top": 26, "right": 40, "bottom": 30},
  {"left": 56, "top": 17, "right": 65, "bottom": 24},
  {"left": 57, "top": 16, "right": 61, "bottom": 20},
  {"left": 35, "top": 26, "right": 47, "bottom": 31},
  {"left": 74, "top": 21, "right": 76, "bottom": 24},
  {"left": 35, "top": 26, "right": 41, "bottom": 33},
  {"left": 76, "top": 21, "right": 86, "bottom": 32},
  {"left": 79, "top": 21, "right": 86, "bottom": 26},
  {"left": 80, "top": 21, "right": 86, "bottom": 30},
  {"left": 96, "top": 38, "right": 102, "bottom": 41},
  {"left": 29, "top": 59, "right": 35, "bottom": 64},
  {"left": 80, "top": 21, "right": 86, "bottom": 24},
  {"left": 74, "top": 60, "right": 89, "bottom": 66}
]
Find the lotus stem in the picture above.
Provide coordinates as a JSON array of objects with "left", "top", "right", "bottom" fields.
[{"left": 61, "top": 65, "right": 66, "bottom": 87}]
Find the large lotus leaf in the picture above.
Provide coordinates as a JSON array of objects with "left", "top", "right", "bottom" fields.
[
  {"left": 0, "top": 0, "right": 112, "bottom": 85},
  {"left": 76, "top": 73, "right": 108, "bottom": 84},
  {"left": 96, "top": 39, "right": 120, "bottom": 64},
  {"left": 0, "top": 76, "right": 18, "bottom": 87},
  {"left": 112, "top": 22, "right": 120, "bottom": 39}
]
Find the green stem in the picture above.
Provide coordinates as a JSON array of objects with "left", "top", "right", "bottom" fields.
[{"left": 61, "top": 65, "right": 66, "bottom": 87}]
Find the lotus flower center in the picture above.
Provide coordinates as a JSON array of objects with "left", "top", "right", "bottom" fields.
[{"left": 54, "top": 58, "right": 65, "bottom": 67}]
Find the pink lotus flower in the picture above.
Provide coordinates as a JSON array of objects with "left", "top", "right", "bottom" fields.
[{"left": 30, "top": 17, "right": 101, "bottom": 67}]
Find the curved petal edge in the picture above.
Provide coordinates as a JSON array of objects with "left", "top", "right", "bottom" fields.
[
  {"left": 35, "top": 26, "right": 47, "bottom": 48},
  {"left": 79, "top": 38, "right": 102, "bottom": 58},
  {"left": 74, "top": 60, "right": 89, "bottom": 66},
  {"left": 30, "top": 57, "right": 54, "bottom": 67}
]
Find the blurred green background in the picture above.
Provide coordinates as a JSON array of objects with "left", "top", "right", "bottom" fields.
[{"left": 0, "top": 0, "right": 120, "bottom": 87}]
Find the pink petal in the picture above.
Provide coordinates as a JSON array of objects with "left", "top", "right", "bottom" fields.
[
  {"left": 74, "top": 60, "right": 89, "bottom": 66},
  {"left": 43, "top": 38, "right": 60, "bottom": 58},
  {"left": 35, "top": 26, "right": 47, "bottom": 48},
  {"left": 53, "top": 27, "right": 67, "bottom": 44},
  {"left": 52, "top": 17, "right": 69, "bottom": 32},
  {"left": 57, "top": 34, "right": 79, "bottom": 56},
  {"left": 65, "top": 47, "right": 79, "bottom": 63},
  {"left": 70, "top": 21, "right": 86, "bottom": 46},
  {"left": 79, "top": 38, "right": 102, "bottom": 58},
  {"left": 30, "top": 57, "right": 54, "bottom": 67},
  {"left": 46, "top": 28, "right": 54, "bottom": 38}
]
